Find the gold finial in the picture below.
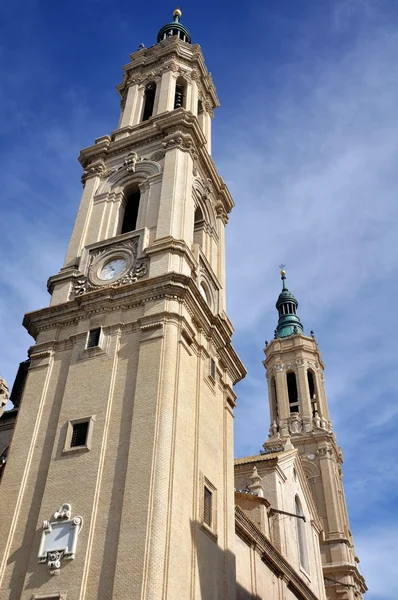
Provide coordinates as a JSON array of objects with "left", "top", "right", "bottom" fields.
[
  {"left": 173, "top": 7, "right": 182, "bottom": 19},
  {"left": 279, "top": 263, "right": 286, "bottom": 276}
]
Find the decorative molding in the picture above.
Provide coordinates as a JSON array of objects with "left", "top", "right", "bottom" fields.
[
  {"left": 38, "top": 504, "right": 83, "bottom": 576},
  {"left": 150, "top": 149, "right": 166, "bottom": 162},
  {"left": 81, "top": 159, "right": 106, "bottom": 184},
  {"left": 123, "top": 151, "right": 142, "bottom": 172},
  {"left": 162, "top": 135, "right": 198, "bottom": 160},
  {"left": 73, "top": 238, "right": 148, "bottom": 296}
]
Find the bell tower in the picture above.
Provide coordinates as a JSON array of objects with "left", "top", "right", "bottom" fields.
[
  {"left": 0, "top": 11, "right": 245, "bottom": 600},
  {"left": 263, "top": 269, "right": 367, "bottom": 600}
]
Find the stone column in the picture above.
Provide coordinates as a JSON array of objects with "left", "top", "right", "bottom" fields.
[
  {"left": 119, "top": 83, "right": 140, "bottom": 128},
  {"left": 157, "top": 70, "right": 176, "bottom": 114}
]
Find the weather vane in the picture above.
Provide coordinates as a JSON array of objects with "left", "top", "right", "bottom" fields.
[{"left": 279, "top": 264, "right": 286, "bottom": 271}]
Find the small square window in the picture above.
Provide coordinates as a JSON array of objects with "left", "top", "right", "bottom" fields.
[
  {"left": 87, "top": 328, "right": 101, "bottom": 349},
  {"left": 70, "top": 422, "right": 89, "bottom": 448},
  {"left": 210, "top": 358, "right": 216, "bottom": 380},
  {"left": 63, "top": 416, "right": 94, "bottom": 453}
]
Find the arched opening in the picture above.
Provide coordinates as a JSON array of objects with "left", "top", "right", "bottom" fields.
[
  {"left": 121, "top": 186, "right": 141, "bottom": 234},
  {"left": 142, "top": 82, "right": 156, "bottom": 122},
  {"left": 200, "top": 281, "right": 211, "bottom": 307},
  {"left": 174, "top": 77, "right": 186, "bottom": 109},
  {"left": 287, "top": 371, "right": 300, "bottom": 413},
  {"left": 270, "top": 376, "right": 278, "bottom": 421},
  {"left": 193, "top": 205, "right": 205, "bottom": 248},
  {"left": 307, "top": 369, "right": 317, "bottom": 415},
  {"left": 295, "top": 496, "right": 309, "bottom": 572}
]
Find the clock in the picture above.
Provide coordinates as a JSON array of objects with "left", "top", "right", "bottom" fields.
[
  {"left": 98, "top": 257, "right": 127, "bottom": 281},
  {"left": 88, "top": 248, "right": 134, "bottom": 287}
]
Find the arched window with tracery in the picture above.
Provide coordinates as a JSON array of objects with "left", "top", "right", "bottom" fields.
[
  {"left": 120, "top": 185, "right": 141, "bottom": 234},
  {"left": 142, "top": 82, "right": 156, "bottom": 122},
  {"left": 295, "top": 496, "right": 309, "bottom": 572},
  {"left": 287, "top": 371, "right": 300, "bottom": 413}
]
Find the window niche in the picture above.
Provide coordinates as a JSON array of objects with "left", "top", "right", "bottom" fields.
[
  {"left": 86, "top": 328, "right": 101, "bottom": 349},
  {"left": 63, "top": 416, "right": 95, "bottom": 453},
  {"left": 121, "top": 185, "right": 141, "bottom": 234},
  {"left": 142, "top": 81, "right": 156, "bottom": 122},
  {"left": 174, "top": 77, "right": 186, "bottom": 109},
  {"left": 210, "top": 358, "right": 216, "bottom": 380},
  {"left": 295, "top": 496, "right": 309, "bottom": 573},
  {"left": 307, "top": 369, "right": 318, "bottom": 415},
  {"left": 200, "top": 474, "right": 217, "bottom": 540},
  {"left": 270, "top": 376, "right": 279, "bottom": 421},
  {"left": 287, "top": 371, "right": 300, "bottom": 413},
  {"left": 193, "top": 205, "right": 205, "bottom": 248}
]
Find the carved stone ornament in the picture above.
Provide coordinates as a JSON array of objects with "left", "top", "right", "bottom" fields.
[
  {"left": 162, "top": 136, "right": 198, "bottom": 160},
  {"left": 289, "top": 415, "right": 303, "bottom": 435},
  {"left": 81, "top": 159, "right": 106, "bottom": 184},
  {"left": 38, "top": 503, "right": 83, "bottom": 576},
  {"left": 74, "top": 239, "right": 148, "bottom": 296},
  {"left": 123, "top": 151, "right": 142, "bottom": 173}
]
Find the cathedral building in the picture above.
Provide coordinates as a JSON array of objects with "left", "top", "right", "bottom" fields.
[{"left": 0, "top": 10, "right": 366, "bottom": 600}]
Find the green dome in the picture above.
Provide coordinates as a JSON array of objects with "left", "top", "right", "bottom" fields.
[
  {"left": 157, "top": 9, "right": 191, "bottom": 44},
  {"left": 275, "top": 270, "right": 304, "bottom": 338}
]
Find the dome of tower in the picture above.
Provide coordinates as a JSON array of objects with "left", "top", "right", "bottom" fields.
[
  {"left": 274, "top": 269, "right": 304, "bottom": 338},
  {"left": 157, "top": 8, "right": 192, "bottom": 44}
]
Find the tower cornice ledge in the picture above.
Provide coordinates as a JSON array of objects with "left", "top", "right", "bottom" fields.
[
  {"left": 23, "top": 273, "right": 246, "bottom": 384},
  {"left": 78, "top": 109, "right": 235, "bottom": 215},
  {"left": 264, "top": 334, "right": 325, "bottom": 370}
]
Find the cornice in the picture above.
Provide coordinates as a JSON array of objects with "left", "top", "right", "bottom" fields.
[
  {"left": 78, "top": 109, "right": 234, "bottom": 216},
  {"left": 264, "top": 335, "right": 325, "bottom": 371},
  {"left": 23, "top": 272, "right": 245, "bottom": 384},
  {"left": 323, "top": 563, "right": 367, "bottom": 592},
  {"left": 235, "top": 507, "right": 320, "bottom": 600}
]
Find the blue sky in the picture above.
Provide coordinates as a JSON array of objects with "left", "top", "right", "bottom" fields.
[{"left": 1, "top": 1, "right": 397, "bottom": 597}]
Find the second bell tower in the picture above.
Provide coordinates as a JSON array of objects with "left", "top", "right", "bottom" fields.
[{"left": 263, "top": 269, "right": 366, "bottom": 600}]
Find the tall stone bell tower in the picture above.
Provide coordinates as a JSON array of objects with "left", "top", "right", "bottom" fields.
[
  {"left": 0, "top": 10, "right": 245, "bottom": 600},
  {"left": 263, "top": 268, "right": 367, "bottom": 600}
]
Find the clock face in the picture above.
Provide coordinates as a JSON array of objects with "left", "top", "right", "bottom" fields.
[{"left": 98, "top": 257, "right": 127, "bottom": 281}]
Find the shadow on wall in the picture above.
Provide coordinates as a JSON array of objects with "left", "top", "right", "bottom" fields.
[{"left": 191, "top": 519, "right": 262, "bottom": 600}]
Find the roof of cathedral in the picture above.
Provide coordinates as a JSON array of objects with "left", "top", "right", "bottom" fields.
[
  {"left": 234, "top": 449, "right": 295, "bottom": 465},
  {"left": 275, "top": 268, "right": 304, "bottom": 338},
  {"left": 157, "top": 9, "right": 192, "bottom": 44}
]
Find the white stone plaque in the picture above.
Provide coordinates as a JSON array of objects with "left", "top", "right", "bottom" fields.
[{"left": 38, "top": 503, "right": 83, "bottom": 575}]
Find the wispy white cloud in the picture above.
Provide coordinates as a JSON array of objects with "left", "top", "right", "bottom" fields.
[
  {"left": 216, "top": 10, "right": 398, "bottom": 599},
  {"left": 355, "top": 524, "right": 398, "bottom": 599}
]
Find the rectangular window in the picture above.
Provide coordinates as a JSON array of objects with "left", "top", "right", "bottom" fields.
[
  {"left": 70, "top": 421, "right": 89, "bottom": 448},
  {"left": 63, "top": 416, "right": 95, "bottom": 453},
  {"left": 210, "top": 358, "right": 216, "bottom": 379},
  {"left": 200, "top": 474, "right": 217, "bottom": 540},
  {"left": 203, "top": 486, "right": 213, "bottom": 527},
  {"left": 87, "top": 328, "right": 101, "bottom": 349}
]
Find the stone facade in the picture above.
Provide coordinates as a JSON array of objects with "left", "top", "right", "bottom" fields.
[{"left": 0, "top": 12, "right": 366, "bottom": 600}]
